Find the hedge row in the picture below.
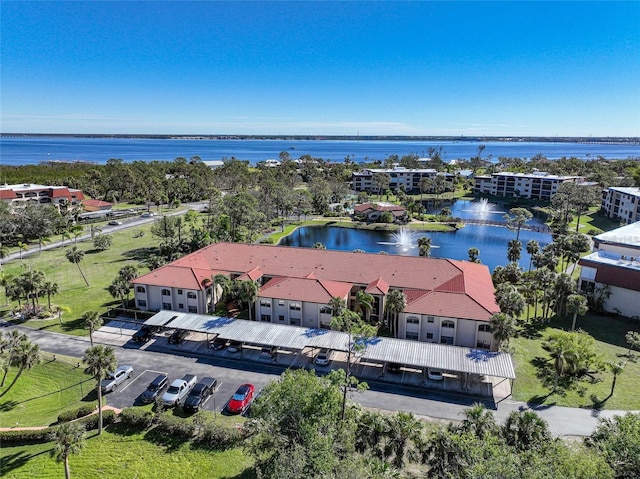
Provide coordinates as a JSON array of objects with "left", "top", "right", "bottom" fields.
[
  {"left": 0, "top": 410, "right": 116, "bottom": 444},
  {"left": 57, "top": 404, "right": 97, "bottom": 424}
]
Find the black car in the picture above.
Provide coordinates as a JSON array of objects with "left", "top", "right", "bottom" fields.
[
  {"left": 132, "top": 326, "right": 154, "bottom": 343},
  {"left": 140, "top": 374, "right": 169, "bottom": 404},
  {"left": 168, "top": 329, "right": 189, "bottom": 344},
  {"left": 387, "top": 362, "right": 402, "bottom": 374},
  {"left": 210, "top": 338, "right": 227, "bottom": 350},
  {"left": 183, "top": 377, "right": 217, "bottom": 412}
]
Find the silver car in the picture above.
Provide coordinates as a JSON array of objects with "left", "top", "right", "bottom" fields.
[{"left": 100, "top": 365, "right": 133, "bottom": 393}]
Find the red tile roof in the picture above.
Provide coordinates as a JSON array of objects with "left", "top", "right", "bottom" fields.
[
  {"left": 133, "top": 243, "right": 499, "bottom": 320},
  {"left": 260, "top": 277, "right": 352, "bottom": 303},
  {"left": 49, "top": 187, "right": 71, "bottom": 198},
  {"left": 0, "top": 190, "right": 17, "bottom": 200},
  {"left": 366, "top": 277, "right": 389, "bottom": 295},
  {"left": 83, "top": 199, "right": 112, "bottom": 208},
  {"left": 578, "top": 259, "right": 640, "bottom": 292}
]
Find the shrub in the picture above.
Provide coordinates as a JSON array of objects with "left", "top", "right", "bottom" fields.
[
  {"left": 119, "top": 408, "right": 154, "bottom": 429},
  {"left": 58, "top": 404, "right": 96, "bottom": 424},
  {"left": 259, "top": 237, "right": 275, "bottom": 244},
  {"left": 194, "top": 422, "right": 242, "bottom": 450},
  {"left": 0, "top": 428, "right": 54, "bottom": 444},
  {"left": 79, "top": 410, "right": 116, "bottom": 430},
  {"left": 155, "top": 413, "right": 195, "bottom": 441}
]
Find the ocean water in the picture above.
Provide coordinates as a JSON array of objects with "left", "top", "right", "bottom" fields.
[{"left": 1, "top": 137, "right": 639, "bottom": 166}]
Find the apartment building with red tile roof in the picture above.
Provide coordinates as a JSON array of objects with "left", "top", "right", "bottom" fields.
[
  {"left": 0, "top": 183, "right": 85, "bottom": 210},
  {"left": 132, "top": 242, "right": 500, "bottom": 349}
]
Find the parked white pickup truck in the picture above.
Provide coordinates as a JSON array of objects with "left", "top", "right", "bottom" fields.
[{"left": 161, "top": 374, "right": 197, "bottom": 407}]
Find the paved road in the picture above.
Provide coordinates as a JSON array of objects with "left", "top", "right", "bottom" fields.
[{"left": 1, "top": 320, "right": 634, "bottom": 437}]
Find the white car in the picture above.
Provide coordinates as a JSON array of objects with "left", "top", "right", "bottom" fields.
[
  {"left": 314, "top": 349, "right": 331, "bottom": 366},
  {"left": 100, "top": 365, "right": 133, "bottom": 393},
  {"left": 427, "top": 368, "right": 444, "bottom": 381}
]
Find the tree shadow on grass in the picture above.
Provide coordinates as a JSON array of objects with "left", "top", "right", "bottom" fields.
[
  {"left": 122, "top": 247, "right": 159, "bottom": 263},
  {"left": 221, "top": 467, "right": 258, "bottom": 479},
  {"left": 0, "top": 448, "right": 51, "bottom": 476},
  {"left": 518, "top": 319, "right": 548, "bottom": 340},
  {"left": 61, "top": 317, "right": 86, "bottom": 332}
]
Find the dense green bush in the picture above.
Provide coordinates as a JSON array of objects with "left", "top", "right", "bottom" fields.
[
  {"left": 80, "top": 410, "right": 116, "bottom": 430},
  {"left": 119, "top": 408, "right": 154, "bottom": 429},
  {"left": 193, "top": 422, "right": 242, "bottom": 450},
  {"left": 57, "top": 404, "right": 96, "bottom": 423},
  {"left": 155, "top": 413, "right": 195, "bottom": 441},
  {"left": 259, "top": 237, "right": 275, "bottom": 244}
]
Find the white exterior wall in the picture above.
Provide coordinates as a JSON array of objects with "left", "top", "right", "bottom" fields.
[
  {"left": 601, "top": 188, "right": 640, "bottom": 224},
  {"left": 397, "top": 313, "right": 492, "bottom": 349},
  {"left": 598, "top": 284, "right": 640, "bottom": 319}
]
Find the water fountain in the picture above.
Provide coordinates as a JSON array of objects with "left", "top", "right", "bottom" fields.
[{"left": 466, "top": 198, "right": 503, "bottom": 217}]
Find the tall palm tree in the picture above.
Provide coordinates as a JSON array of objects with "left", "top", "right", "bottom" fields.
[
  {"left": 355, "top": 410, "right": 387, "bottom": 458},
  {"left": 507, "top": 239, "right": 522, "bottom": 263},
  {"left": 235, "top": 280, "right": 259, "bottom": 320},
  {"left": 212, "top": 273, "right": 231, "bottom": 305},
  {"left": 489, "top": 313, "right": 517, "bottom": 351},
  {"left": 420, "top": 425, "right": 466, "bottom": 478},
  {"left": 19, "top": 268, "right": 45, "bottom": 308},
  {"left": 502, "top": 410, "right": 550, "bottom": 451},
  {"left": 354, "top": 290, "right": 374, "bottom": 323},
  {"left": 526, "top": 240, "right": 540, "bottom": 272},
  {"left": 0, "top": 272, "right": 13, "bottom": 306},
  {"left": 0, "top": 330, "right": 28, "bottom": 387},
  {"left": 0, "top": 339, "right": 40, "bottom": 396},
  {"left": 606, "top": 361, "right": 625, "bottom": 399},
  {"left": 37, "top": 234, "right": 51, "bottom": 255},
  {"left": 16, "top": 241, "right": 29, "bottom": 260},
  {"left": 417, "top": 236, "right": 431, "bottom": 257},
  {"left": 117, "top": 265, "right": 138, "bottom": 282},
  {"left": 83, "top": 345, "right": 117, "bottom": 435},
  {"left": 65, "top": 246, "right": 89, "bottom": 286},
  {"left": 329, "top": 296, "right": 347, "bottom": 318},
  {"left": 543, "top": 338, "right": 576, "bottom": 392},
  {"left": 384, "top": 411, "right": 423, "bottom": 468},
  {"left": 553, "top": 272, "right": 576, "bottom": 317},
  {"left": 384, "top": 290, "right": 407, "bottom": 338},
  {"left": 82, "top": 311, "right": 103, "bottom": 347},
  {"left": 567, "top": 293, "right": 588, "bottom": 330},
  {"left": 108, "top": 278, "right": 130, "bottom": 309},
  {"left": 50, "top": 421, "right": 86, "bottom": 479},
  {"left": 42, "top": 280, "right": 59, "bottom": 310}
]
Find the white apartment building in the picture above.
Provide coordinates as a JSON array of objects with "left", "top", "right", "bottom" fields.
[
  {"left": 0, "top": 183, "right": 85, "bottom": 210},
  {"left": 578, "top": 222, "right": 640, "bottom": 319},
  {"left": 473, "top": 172, "right": 584, "bottom": 200},
  {"left": 601, "top": 187, "right": 640, "bottom": 224},
  {"left": 352, "top": 167, "right": 454, "bottom": 194}
]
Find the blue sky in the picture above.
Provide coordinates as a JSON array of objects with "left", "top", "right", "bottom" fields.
[{"left": 2, "top": 1, "right": 639, "bottom": 136}]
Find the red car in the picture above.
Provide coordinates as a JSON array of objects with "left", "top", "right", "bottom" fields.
[{"left": 226, "top": 383, "right": 255, "bottom": 414}]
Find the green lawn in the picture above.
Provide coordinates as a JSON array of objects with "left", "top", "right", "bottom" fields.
[
  {"left": 0, "top": 428, "right": 254, "bottom": 479},
  {"left": 512, "top": 313, "right": 640, "bottom": 409},
  {"left": 1, "top": 222, "right": 159, "bottom": 336},
  {"left": 0, "top": 354, "right": 95, "bottom": 427}
]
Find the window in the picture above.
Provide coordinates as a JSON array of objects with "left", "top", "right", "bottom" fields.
[
  {"left": 178, "top": 303, "right": 184, "bottom": 310},
  {"left": 261, "top": 314, "right": 271, "bottom": 322},
  {"left": 442, "top": 320, "right": 455, "bottom": 329},
  {"left": 478, "top": 324, "right": 491, "bottom": 333},
  {"left": 161, "top": 289, "right": 171, "bottom": 296},
  {"left": 162, "top": 302, "right": 172, "bottom": 310},
  {"left": 405, "top": 332, "right": 419, "bottom": 340},
  {"left": 278, "top": 300, "right": 285, "bottom": 306},
  {"left": 177, "top": 289, "right": 183, "bottom": 295},
  {"left": 260, "top": 300, "right": 271, "bottom": 307},
  {"left": 136, "top": 286, "right": 146, "bottom": 293},
  {"left": 320, "top": 322, "right": 332, "bottom": 330},
  {"left": 407, "top": 316, "right": 419, "bottom": 325},
  {"left": 187, "top": 292, "right": 197, "bottom": 299},
  {"left": 426, "top": 332, "right": 434, "bottom": 339},
  {"left": 290, "top": 317, "right": 301, "bottom": 326},
  {"left": 278, "top": 315, "right": 285, "bottom": 321},
  {"left": 427, "top": 316, "right": 435, "bottom": 323},
  {"left": 289, "top": 302, "right": 301, "bottom": 311},
  {"left": 138, "top": 300, "right": 147, "bottom": 307},
  {"left": 440, "top": 336, "right": 454, "bottom": 345},
  {"left": 477, "top": 340, "right": 491, "bottom": 349},
  {"left": 188, "top": 306, "right": 198, "bottom": 313},
  {"left": 320, "top": 306, "right": 332, "bottom": 315}
]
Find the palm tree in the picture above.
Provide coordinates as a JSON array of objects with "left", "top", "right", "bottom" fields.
[
  {"left": 50, "top": 421, "right": 86, "bottom": 479},
  {"left": 420, "top": 425, "right": 466, "bottom": 478},
  {"left": 606, "top": 361, "right": 625, "bottom": 399},
  {"left": 507, "top": 239, "right": 522, "bottom": 263},
  {"left": 108, "top": 278, "right": 130, "bottom": 309},
  {"left": 543, "top": 338, "right": 576, "bottom": 392},
  {"left": 503, "top": 207, "right": 533, "bottom": 242},
  {"left": 0, "top": 339, "right": 40, "bottom": 396},
  {"left": 312, "top": 242, "right": 326, "bottom": 249},
  {"left": 417, "top": 236, "right": 431, "bottom": 257},
  {"left": 42, "top": 280, "right": 59, "bottom": 310},
  {"left": 0, "top": 330, "right": 28, "bottom": 387},
  {"left": 355, "top": 410, "right": 387, "bottom": 458},
  {"left": 19, "top": 268, "right": 45, "bottom": 308},
  {"left": 117, "top": 265, "right": 138, "bottom": 282},
  {"left": 329, "top": 296, "right": 347, "bottom": 318},
  {"left": 467, "top": 247, "right": 480, "bottom": 263},
  {"left": 0, "top": 272, "right": 13, "bottom": 306},
  {"left": 65, "top": 246, "right": 89, "bottom": 286},
  {"left": 383, "top": 411, "right": 422, "bottom": 468},
  {"left": 489, "top": 312, "right": 517, "bottom": 351},
  {"left": 212, "top": 273, "right": 231, "bottom": 305},
  {"left": 526, "top": 240, "right": 539, "bottom": 272},
  {"left": 83, "top": 345, "right": 117, "bottom": 435},
  {"left": 384, "top": 290, "right": 407, "bottom": 338},
  {"left": 54, "top": 305, "right": 71, "bottom": 325},
  {"left": 502, "top": 410, "right": 550, "bottom": 451},
  {"left": 37, "top": 234, "right": 51, "bottom": 255},
  {"left": 16, "top": 241, "right": 29, "bottom": 260},
  {"left": 0, "top": 243, "right": 10, "bottom": 266},
  {"left": 553, "top": 272, "right": 576, "bottom": 318},
  {"left": 354, "top": 290, "right": 374, "bottom": 323},
  {"left": 567, "top": 293, "right": 588, "bottom": 330},
  {"left": 460, "top": 403, "right": 497, "bottom": 439},
  {"left": 69, "top": 224, "right": 84, "bottom": 244},
  {"left": 235, "top": 280, "right": 259, "bottom": 320},
  {"left": 82, "top": 311, "right": 103, "bottom": 347}
]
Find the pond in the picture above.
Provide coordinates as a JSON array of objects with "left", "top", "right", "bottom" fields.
[
  {"left": 278, "top": 224, "right": 552, "bottom": 272},
  {"left": 423, "top": 198, "right": 548, "bottom": 225}
]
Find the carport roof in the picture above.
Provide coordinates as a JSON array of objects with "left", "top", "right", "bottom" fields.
[{"left": 144, "top": 312, "right": 515, "bottom": 379}]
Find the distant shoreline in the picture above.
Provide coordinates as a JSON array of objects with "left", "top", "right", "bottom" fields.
[{"left": 1, "top": 133, "right": 639, "bottom": 145}]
